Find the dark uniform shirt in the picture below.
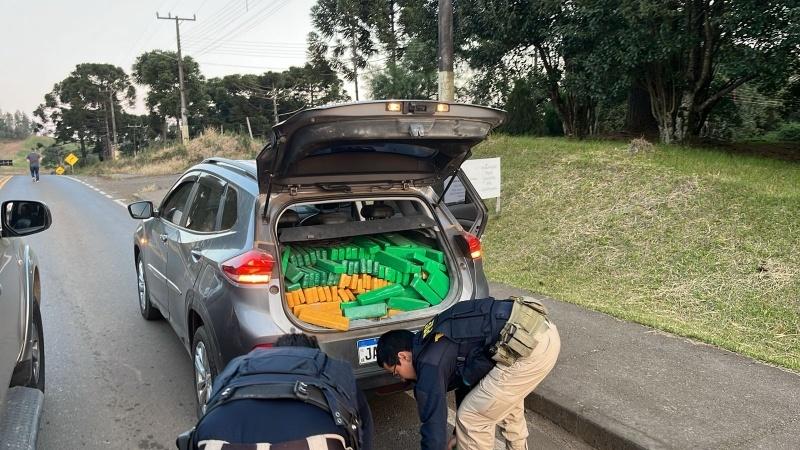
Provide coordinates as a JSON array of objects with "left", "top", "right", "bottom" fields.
[
  {"left": 195, "top": 391, "right": 374, "bottom": 449},
  {"left": 412, "top": 334, "right": 474, "bottom": 450}
]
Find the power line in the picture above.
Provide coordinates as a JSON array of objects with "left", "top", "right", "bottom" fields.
[{"left": 194, "top": 0, "right": 290, "bottom": 56}]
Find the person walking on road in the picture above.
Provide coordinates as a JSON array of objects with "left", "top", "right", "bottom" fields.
[
  {"left": 177, "top": 333, "right": 374, "bottom": 450},
  {"left": 376, "top": 296, "right": 560, "bottom": 450},
  {"left": 26, "top": 147, "right": 43, "bottom": 182}
]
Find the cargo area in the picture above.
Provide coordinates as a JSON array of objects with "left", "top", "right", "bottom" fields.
[{"left": 276, "top": 198, "right": 453, "bottom": 331}]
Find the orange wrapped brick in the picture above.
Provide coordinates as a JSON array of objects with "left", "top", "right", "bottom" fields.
[
  {"left": 323, "top": 286, "right": 333, "bottom": 302},
  {"left": 316, "top": 287, "right": 326, "bottom": 302},
  {"left": 349, "top": 275, "right": 359, "bottom": 290},
  {"left": 338, "top": 274, "right": 350, "bottom": 289},
  {"left": 293, "top": 301, "right": 342, "bottom": 316},
  {"left": 305, "top": 288, "right": 319, "bottom": 304},
  {"left": 299, "top": 308, "right": 350, "bottom": 331},
  {"left": 297, "top": 289, "right": 306, "bottom": 304}
]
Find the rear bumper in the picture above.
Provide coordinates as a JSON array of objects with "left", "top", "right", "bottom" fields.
[{"left": 0, "top": 387, "right": 43, "bottom": 450}]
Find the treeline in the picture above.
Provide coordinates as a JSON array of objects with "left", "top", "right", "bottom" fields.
[
  {"left": 0, "top": 110, "right": 34, "bottom": 140},
  {"left": 34, "top": 0, "right": 800, "bottom": 161}
]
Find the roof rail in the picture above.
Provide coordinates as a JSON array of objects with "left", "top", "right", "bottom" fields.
[{"left": 201, "top": 157, "right": 257, "bottom": 180}]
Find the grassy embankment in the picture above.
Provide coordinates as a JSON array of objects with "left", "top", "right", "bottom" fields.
[
  {"left": 79, "top": 129, "right": 262, "bottom": 176},
  {"left": 475, "top": 135, "right": 799, "bottom": 372}
]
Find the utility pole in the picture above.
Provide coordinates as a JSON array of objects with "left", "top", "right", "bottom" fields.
[
  {"left": 245, "top": 117, "right": 253, "bottom": 139},
  {"left": 272, "top": 83, "right": 279, "bottom": 124},
  {"left": 437, "top": 0, "right": 454, "bottom": 101},
  {"left": 351, "top": 35, "right": 360, "bottom": 101},
  {"left": 127, "top": 124, "right": 143, "bottom": 156},
  {"left": 157, "top": 12, "right": 196, "bottom": 144},
  {"left": 107, "top": 90, "right": 118, "bottom": 160}
]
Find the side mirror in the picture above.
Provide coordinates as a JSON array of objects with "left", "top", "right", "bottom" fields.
[
  {"left": 2, "top": 201, "right": 52, "bottom": 237},
  {"left": 128, "top": 201, "right": 154, "bottom": 220}
]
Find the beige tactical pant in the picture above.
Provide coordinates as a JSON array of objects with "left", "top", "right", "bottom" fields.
[{"left": 456, "top": 323, "right": 561, "bottom": 450}]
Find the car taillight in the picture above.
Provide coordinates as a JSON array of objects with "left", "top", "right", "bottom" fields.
[
  {"left": 221, "top": 249, "right": 275, "bottom": 284},
  {"left": 458, "top": 232, "right": 482, "bottom": 259}
]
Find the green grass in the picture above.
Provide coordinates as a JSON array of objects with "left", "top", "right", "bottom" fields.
[{"left": 474, "top": 135, "right": 800, "bottom": 371}]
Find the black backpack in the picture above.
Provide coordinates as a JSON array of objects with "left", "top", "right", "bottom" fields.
[{"left": 177, "top": 347, "right": 364, "bottom": 450}]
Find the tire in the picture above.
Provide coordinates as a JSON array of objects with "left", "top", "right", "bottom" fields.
[
  {"left": 11, "top": 300, "right": 45, "bottom": 392},
  {"left": 192, "top": 326, "right": 218, "bottom": 418},
  {"left": 137, "top": 253, "right": 162, "bottom": 320}
]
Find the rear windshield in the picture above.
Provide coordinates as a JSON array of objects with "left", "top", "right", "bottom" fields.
[{"left": 309, "top": 143, "right": 438, "bottom": 158}]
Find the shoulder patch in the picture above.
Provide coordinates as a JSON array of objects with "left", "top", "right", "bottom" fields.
[{"left": 421, "top": 317, "right": 435, "bottom": 338}]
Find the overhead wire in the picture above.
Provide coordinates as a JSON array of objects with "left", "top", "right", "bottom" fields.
[{"left": 193, "top": 0, "right": 291, "bottom": 56}]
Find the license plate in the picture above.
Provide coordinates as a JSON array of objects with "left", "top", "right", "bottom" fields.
[{"left": 357, "top": 337, "right": 379, "bottom": 365}]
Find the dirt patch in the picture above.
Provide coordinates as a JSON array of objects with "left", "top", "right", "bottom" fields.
[{"left": 0, "top": 139, "right": 24, "bottom": 159}]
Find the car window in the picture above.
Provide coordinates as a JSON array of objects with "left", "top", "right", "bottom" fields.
[
  {"left": 160, "top": 182, "right": 195, "bottom": 226},
  {"left": 185, "top": 175, "right": 226, "bottom": 232},
  {"left": 219, "top": 185, "right": 238, "bottom": 230}
]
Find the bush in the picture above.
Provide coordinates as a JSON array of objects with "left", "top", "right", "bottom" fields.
[{"left": 776, "top": 122, "right": 800, "bottom": 142}]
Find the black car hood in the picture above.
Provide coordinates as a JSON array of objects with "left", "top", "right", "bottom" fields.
[{"left": 256, "top": 101, "right": 505, "bottom": 193}]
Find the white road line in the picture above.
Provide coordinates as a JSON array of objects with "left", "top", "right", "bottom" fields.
[
  {"left": 98, "top": 190, "right": 106, "bottom": 195},
  {"left": 115, "top": 199, "right": 128, "bottom": 208},
  {"left": 104, "top": 194, "right": 113, "bottom": 199}
]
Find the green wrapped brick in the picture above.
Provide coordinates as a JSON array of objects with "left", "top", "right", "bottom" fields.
[
  {"left": 386, "top": 246, "right": 426, "bottom": 259},
  {"left": 409, "top": 255, "right": 447, "bottom": 273},
  {"left": 383, "top": 233, "right": 416, "bottom": 247},
  {"left": 357, "top": 284, "right": 404, "bottom": 305},
  {"left": 296, "top": 247, "right": 311, "bottom": 266},
  {"left": 328, "top": 272, "right": 338, "bottom": 286},
  {"left": 286, "top": 282, "right": 302, "bottom": 292},
  {"left": 315, "top": 259, "right": 346, "bottom": 274},
  {"left": 285, "top": 262, "right": 304, "bottom": 283},
  {"left": 401, "top": 286, "right": 423, "bottom": 299},
  {"left": 340, "top": 301, "right": 360, "bottom": 310},
  {"left": 344, "top": 302, "right": 387, "bottom": 319},
  {"left": 375, "top": 251, "right": 422, "bottom": 274},
  {"left": 388, "top": 297, "right": 430, "bottom": 311},
  {"left": 411, "top": 277, "right": 443, "bottom": 305},
  {"left": 372, "top": 261, "right": 380, "bottom": 276},
  {"left": 353, "top": 236, "right": 381, "bottom": 255},
  {"left": 378, "top": 266, "right": 386, "bottom": 279},
  {"left": 427, "top": 270, "right": 450, "bottom": 299},
  {"left": 369, "top": 235, "right": 393, "bottom": 249},
  {"left": 425, "top": 248, "right": 445, "bottom": 263},
  {"left": 359, "top": 259, "right": 368, "bottom": 274},
  {"left": 281, "top": 247, "right": 291, "bottom": 272}
]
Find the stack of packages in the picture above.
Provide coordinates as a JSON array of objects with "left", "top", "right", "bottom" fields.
[{"left": 281, "top": 233, "right": 450, "bottom": 331}]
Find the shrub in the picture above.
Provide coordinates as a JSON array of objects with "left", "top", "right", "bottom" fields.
[{"left": 775, "top": 122, "right": 800, "bottom": 142}]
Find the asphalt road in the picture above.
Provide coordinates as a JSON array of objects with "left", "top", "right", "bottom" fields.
[{"left": 0, "top": 173, "right": 591, "bottom": 450}]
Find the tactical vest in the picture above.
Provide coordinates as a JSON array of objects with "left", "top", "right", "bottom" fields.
[
  {"left": 417, "top": 297, "right": 513, "bottom": 386},
  {"left": 178, "top": 347, "right": 364, "bottom": 450}
]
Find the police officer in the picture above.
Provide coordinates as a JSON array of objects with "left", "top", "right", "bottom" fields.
[
  {"left": 376, "top": 297, "right": 560, "bottom": 450},
  {"left": 178, "top": 333, "right": 374, "bottom": 450}
]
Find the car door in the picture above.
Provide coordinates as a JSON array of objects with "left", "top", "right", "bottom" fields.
[
  {"left": 0, "top": 237, "right": 23, "bottom": 400},
  {"left": 166, "top": 173, "right": 227, "bottom": 339},
  {"left": 147, "top": 177, "right": 198, "bottom": 314},
  {"left": 442, "top": 169, "right": 488, "bottom": 237}
]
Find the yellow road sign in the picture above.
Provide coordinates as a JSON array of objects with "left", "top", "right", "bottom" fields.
[
  {"left": 55, "top": 166, "right": 65, "bottom": 175},
  {"left": 65, "top": 153, "right": 79, "bottom": 166}
]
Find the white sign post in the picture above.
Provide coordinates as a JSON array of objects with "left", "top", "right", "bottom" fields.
[{"left": 444, "top": 157, "right": 503, "bottom": 213}]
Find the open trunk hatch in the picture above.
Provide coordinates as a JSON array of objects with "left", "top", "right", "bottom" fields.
[{"left": 256, "top": 101, "right": 505, "bottom": 193}]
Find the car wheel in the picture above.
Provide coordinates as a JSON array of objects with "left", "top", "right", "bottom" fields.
[
  {"left": 11, "top": 299, "right": 45, "bottom": 392},
  {"left": 137, "top": 253, "right": 162, "bottom": 320},
  {"left": 192, "top": 326, "right": 218, "bottom": 418}
]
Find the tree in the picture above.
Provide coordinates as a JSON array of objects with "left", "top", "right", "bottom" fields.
[
  {"left": 0, "top": 109, "right": 34, "bottom": 139},
  {"left": 132, "top": 50, "right": 208, "bottom": 138},
  {"left": 311, "top": 0, "right": 377, "bottom": 100},
  {"left": 608, "top": 0, "right": 800, "bottom": 143},
  {"left": 34, "top": 63, "right": 135, "bottom": 157}
]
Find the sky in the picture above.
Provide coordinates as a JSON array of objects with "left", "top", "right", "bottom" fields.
[{"left": 0, "top": 0, "right": 319, "bottom": 115}]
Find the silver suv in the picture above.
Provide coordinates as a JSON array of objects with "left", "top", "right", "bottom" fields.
[{"left": 129, "top": 101, "right": 504, "bottom": 415}]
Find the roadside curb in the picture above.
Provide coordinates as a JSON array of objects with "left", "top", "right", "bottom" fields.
[{"left": 525, "top": 386, "right": 668, "bottom": 450}]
